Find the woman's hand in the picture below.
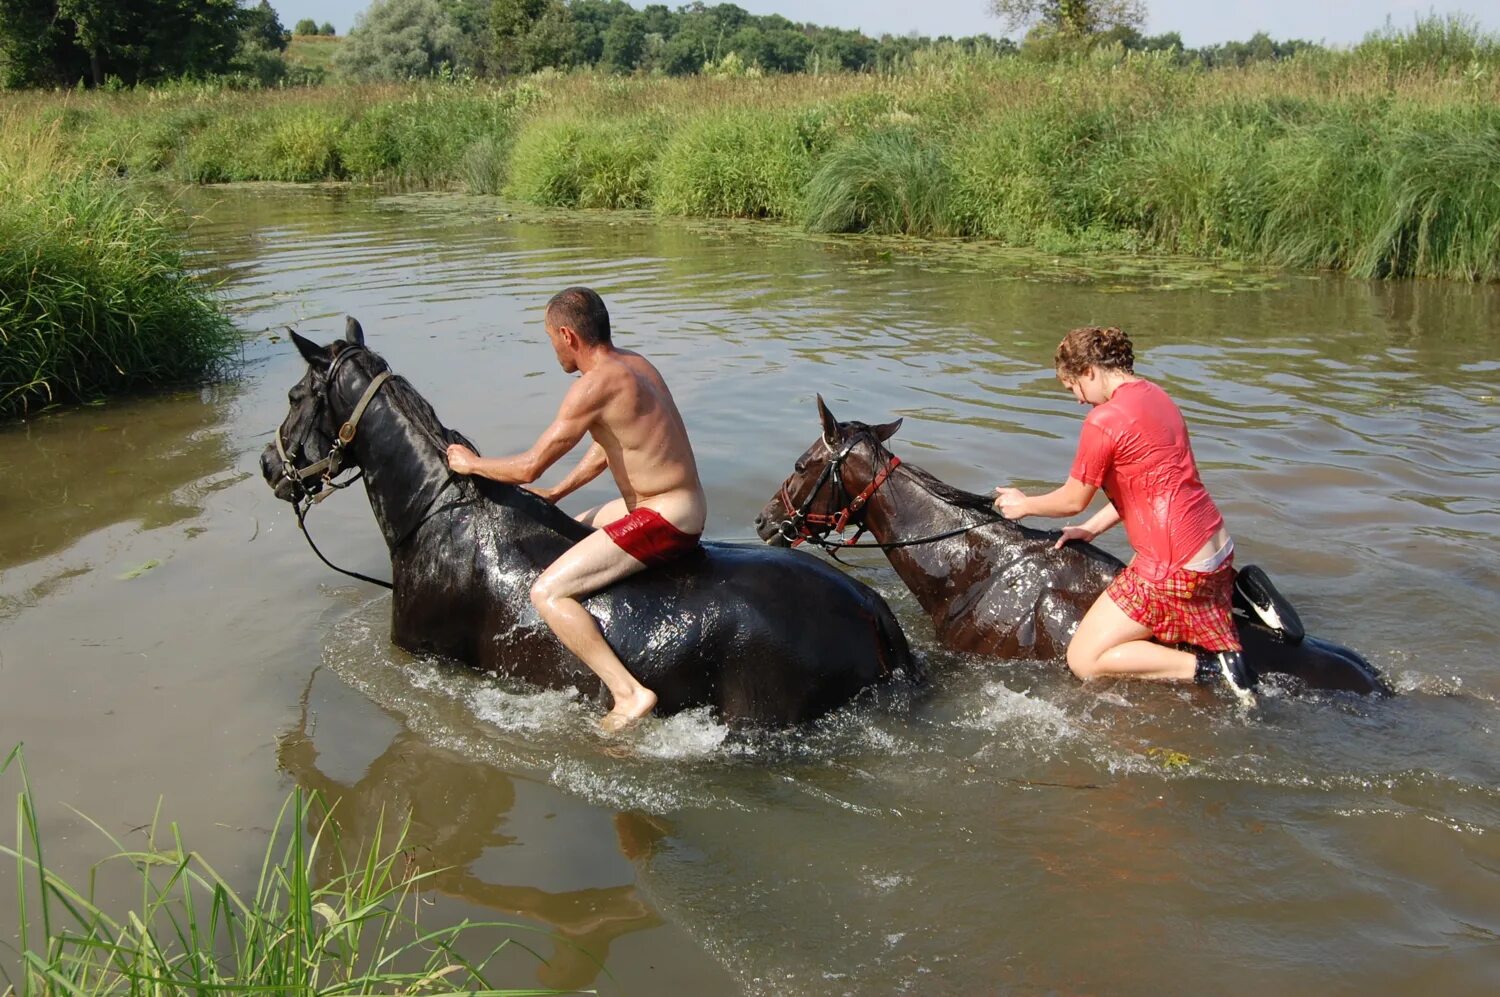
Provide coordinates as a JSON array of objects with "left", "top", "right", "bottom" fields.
[
  {"left": 992, "top": 486, "right": 1028, "bottom": 520},
  {"left": 446, "top": 444, "right": 478, "bottom": 475},
  {"left": 1053, "top": 525, "right": 1097, "bottom": 550}
]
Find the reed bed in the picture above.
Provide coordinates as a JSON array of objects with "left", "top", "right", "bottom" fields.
[
  {"left": 4, "top": 25, "right": 1499, "bottom": 281},
  {"left": 1, "top": 745, "right": 562, "bottom": 995},
  {"left": 0, "top": 132, "right": 237, "bottom": 419}
]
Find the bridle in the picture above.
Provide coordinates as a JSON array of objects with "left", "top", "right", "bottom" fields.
[
  {"left": 274, "top": 345, "right": 464, "bottom": 590},
  {"left": 775, "top": 433, "right": 992, "bottom": 555},
  {"left": 777, "top": 436, "right": 901, "bottom": 550},
  {"left": 274, "top": 345, "right": 391, "bottom": 507}
]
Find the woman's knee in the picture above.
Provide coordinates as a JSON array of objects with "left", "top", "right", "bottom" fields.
[
  {"left": 1066, "top": 641, "right": 1103, "bottom": 679},
  {"left": 529, "top": 578, "right": 555, "bottom": 612}
]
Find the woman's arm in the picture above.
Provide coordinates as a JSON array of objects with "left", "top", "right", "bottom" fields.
[
  {"left": 993, "top": 476, "right": 1098, "bottom": 520},
  {"left": 1052, "top": 502, "right": 1120, "bottom": 549}
]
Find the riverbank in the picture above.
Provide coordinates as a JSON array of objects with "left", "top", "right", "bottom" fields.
[
  {"left": 0, "top": 133, "right": 237, "bottom": 419},
  {"left": 4, "top": 33, "right": 1499, "bottom": 283}
]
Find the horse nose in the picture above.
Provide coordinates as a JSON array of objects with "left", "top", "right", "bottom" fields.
[{"left": 753, "top": 512, "right": 766, "bottom": 528}]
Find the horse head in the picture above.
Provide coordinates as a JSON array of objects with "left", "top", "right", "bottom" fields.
[
  {"left": 260, "top": 316, "right": 386, "bottom": 504},
  {"left": 754, "top": 395, "right": 902, "bottom": 547}
]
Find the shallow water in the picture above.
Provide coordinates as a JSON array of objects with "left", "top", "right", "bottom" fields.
[{"left": 2, "top": 186, "right": 1498, "bottom": 993}]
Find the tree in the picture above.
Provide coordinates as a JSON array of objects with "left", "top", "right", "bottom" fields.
[
  {"left": 318, "top": 21, "right": 336, "bottom": 35},
  {"left": 333, "top": 0, "right": 463, "bottom": 81},
  {"left": 294, "top": 18, "right": 318, "bottom": 35},
  {"left": 241, "top": 0, "right": 288, "bottom": 52},
  {"left": 988, "top": 0, "right": 1145, "bottom": 38},
  {"left": 0, "top": 0, "right": 243, "bottom": 87},
  {"left": 601, "top": 10, "right": 646, "bottom": 73}
]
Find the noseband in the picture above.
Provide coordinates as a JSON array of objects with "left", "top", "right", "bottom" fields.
[
  {"left": 274, "top": 346, "right": 392, "bottom": 506},
  {"left": 777, "top": 437, "right": 902, "bottom": 550}
]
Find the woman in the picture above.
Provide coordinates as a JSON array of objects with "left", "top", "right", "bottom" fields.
[{"left": 992, "top": 326, "right": 1254, "bottom": 699}]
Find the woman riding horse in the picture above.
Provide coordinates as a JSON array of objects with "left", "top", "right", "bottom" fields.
[{"left": 756, "top": 396, "right": 1389, "bottom": 696}]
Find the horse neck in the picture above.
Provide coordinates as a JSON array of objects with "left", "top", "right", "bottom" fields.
[
  {"left": 861, "top": 463, "right": 1025, "bottom": 613},
  {"left": 338, "top": 371, "right": 465, "bottom": 551},
  {"left": 338, "top": 367, "right": 588, "bottom": 557}
]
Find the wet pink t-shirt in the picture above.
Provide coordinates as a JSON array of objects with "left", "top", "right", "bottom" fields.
[{"left": 1069, "top": 379, "right": 1224, "bottom": 582}]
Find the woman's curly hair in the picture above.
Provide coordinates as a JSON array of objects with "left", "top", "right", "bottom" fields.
[{"left": 1054, "top": 327, "right": 1134, "bottom": 379}]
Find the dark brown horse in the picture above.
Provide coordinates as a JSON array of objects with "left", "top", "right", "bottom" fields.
[{"left": 754, "top": 397, "right": 1390, "bottom": 696}]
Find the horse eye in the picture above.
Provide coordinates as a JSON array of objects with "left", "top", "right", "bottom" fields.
[{"left": 794, "top": 460, "right": 807, "bottom": 474}]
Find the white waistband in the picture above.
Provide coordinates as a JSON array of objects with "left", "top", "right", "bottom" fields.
[{"left": 1183, "top": 534, "right": 1234, "bottom": 573}]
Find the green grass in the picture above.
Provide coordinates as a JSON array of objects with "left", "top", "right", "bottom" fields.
[
  {"left": 3, "top": 16, "right": 1499, "bottom": 280},
  {"left": 1, "top": 744, "right": 568, "bottom": 994},
  {"left": 802, "top": 127, "right": 954, "bottom": 236},
  {"left": 0, "top": 136, "right": 239, "bottom": 419}
]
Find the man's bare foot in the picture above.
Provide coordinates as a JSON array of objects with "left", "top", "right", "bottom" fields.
[{"left": 600, "top": 688, "right": 657, "bottom": 733}]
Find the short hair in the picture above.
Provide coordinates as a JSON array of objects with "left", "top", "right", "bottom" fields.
[
  {"left": 546, "top": 286, "right": 611, "bottom": 345},
  {"left": 1054, "top": 326, "right": 1134, "bottom": 380}
]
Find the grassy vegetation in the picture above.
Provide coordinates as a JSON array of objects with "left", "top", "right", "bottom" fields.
[
  {"left": 1, "top": 745, "right": 562, "bottom": 994},
  {"left": 3, "top": 18, "right": 1499, "bottom": 282},
  {"left": 0, "top": 130, "right": 238, "bottom": 419}
]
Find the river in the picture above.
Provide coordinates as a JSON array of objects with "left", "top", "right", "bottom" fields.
[{"left": 2, "top": 186, "right": 1497, "bottom": 993}]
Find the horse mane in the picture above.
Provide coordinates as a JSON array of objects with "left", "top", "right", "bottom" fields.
[
  {"left": 896, "top": 460, "right": 1005, "bottom": 520},
  {"left": 343, "top": 344, "right": 592, "bottom": 543},
  {"left": 846, "top": 424, "right": 1002, "bottom": 521}
]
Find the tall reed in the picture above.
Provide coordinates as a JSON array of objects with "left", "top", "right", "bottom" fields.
[
  {"left": 1, "top": 744, "right": 564, "bottom": 994},
  {"left": 0, "top": 132, "right": 237, "bottom": 419}
]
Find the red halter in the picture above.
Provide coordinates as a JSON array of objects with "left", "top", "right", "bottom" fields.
[{"left": 778, "top": 450, "right": 902, "bottom": 547}]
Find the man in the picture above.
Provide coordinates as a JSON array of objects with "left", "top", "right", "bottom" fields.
[{"left": 445, "top": 287, "right": 707, "bottom": 731}]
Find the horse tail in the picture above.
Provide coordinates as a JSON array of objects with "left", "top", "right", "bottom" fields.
[{"left": 871, "top": 599, "right": 919, "bottom": 682}]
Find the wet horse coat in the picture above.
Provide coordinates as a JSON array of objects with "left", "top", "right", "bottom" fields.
[
  {"left": 756, "top": 399, "right": 1390, "bottom": 695},
  {"left": 262, "top": 322, "right": 916, "bottom": 725}
]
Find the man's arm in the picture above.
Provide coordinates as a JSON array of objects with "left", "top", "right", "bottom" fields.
[
  {"left": 448, "top": 378, "right": 598, "bottom": 485},
  {"left": 533, "top": 442, "right": 609, "bottom": 503},
  {"left": 993, "top": 477, "right": 1098, "bottom": 520}
]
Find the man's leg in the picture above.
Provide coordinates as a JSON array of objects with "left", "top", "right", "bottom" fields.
[
  {"left": 1067, "top": 591, "right": 1196, "bottom": 681},
  {"left": 530, "top": 529, "right": 657, "bottom": 729}
]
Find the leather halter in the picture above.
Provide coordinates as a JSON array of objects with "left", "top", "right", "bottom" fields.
[
  {"left": 274, "top": 346, "right": 391, "bottom": 504},
  {"left": 777, "top": 436, "right": 901, "bottom": 548}
]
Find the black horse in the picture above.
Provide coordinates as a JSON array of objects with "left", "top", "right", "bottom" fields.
[
  {"left": 755, "top": 398, "right": 1390, "bottom": 696},
  {"left": 261, "top": 321, "right": 916, "bottom": 726}
]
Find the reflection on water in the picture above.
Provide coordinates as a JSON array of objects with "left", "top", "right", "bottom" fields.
[
  {"left": 2, "top": 185, "right": 1497, "bottom": 993},
  {"left": 276, "top": 669, "right": 680, "bottom": 992}
]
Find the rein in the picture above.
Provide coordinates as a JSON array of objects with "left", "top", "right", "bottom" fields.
[
  {"left": 276, "top": 348, "right": 468, "bottom": 590},
  {"left": 776, "top": 438, "right": 995, "bottom": 555}
]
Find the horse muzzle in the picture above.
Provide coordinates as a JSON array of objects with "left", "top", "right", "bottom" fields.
[
  {"left": 753, "top": 503, "right": 792, "bottom": 546},
  {"left": 261, "top": 442, "right": 321, "bottom": 503}
]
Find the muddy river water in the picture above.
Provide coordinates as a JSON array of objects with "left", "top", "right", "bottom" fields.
[{"left": 2, "top": 187, "right": 1498, "bottom": 993}]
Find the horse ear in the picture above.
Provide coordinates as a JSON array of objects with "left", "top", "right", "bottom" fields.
[
  {"left": 816, "top": 394, "right": 840, "bottom": 446},
  {"left": 873, "top": 417, "right": 903, "bottom": 442},
  {"left": 290, "top": 329, "right": 328, "bottom": 367},
  {"left": 344, "top": 316, "right": 365, "bottom": 346}
]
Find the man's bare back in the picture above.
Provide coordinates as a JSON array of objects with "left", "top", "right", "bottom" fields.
[
  {"left": 443, "top": 287, "right": 704, "bottom": 730},
  {"left": 570, "top": 348, "right": 706, "bottom": 535}
]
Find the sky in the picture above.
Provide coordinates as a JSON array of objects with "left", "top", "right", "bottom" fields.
[{"left": 271, "top": 0, "right": 1500, "bottom": 47}]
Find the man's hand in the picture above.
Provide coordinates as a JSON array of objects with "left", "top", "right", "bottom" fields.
[
  {"left": 446, "top": 443, "right": 478, "bottom": 476},
  {"left": 1053, "top": 525, "right": 1096, "bottom": 550},
  {"left": 993, "top": 486, "right": 1028, "bottom": 520}
]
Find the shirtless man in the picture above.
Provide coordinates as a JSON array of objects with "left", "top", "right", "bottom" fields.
[{"left": 445, "top": 287, "right": 707, "bottom": 731}]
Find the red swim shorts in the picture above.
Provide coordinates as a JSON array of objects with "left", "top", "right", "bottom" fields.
[
  {"left": 603, "top": 507, "right": 701, "bottom": 567},
  {"left": 1106, "top": 560, "right": 1241, "bottom": 653}
]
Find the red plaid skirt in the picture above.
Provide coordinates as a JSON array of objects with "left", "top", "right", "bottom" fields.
[{"left": 1106, "top": 560, "right": 1241, "bottom": 653}]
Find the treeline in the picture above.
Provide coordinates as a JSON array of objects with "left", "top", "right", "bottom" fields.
[
  {"left": 0, "top": 0, "right": 292, "bottom": 88},
  {"left": 0, "top": 0, "right": 1359, "bottom": 90}
]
